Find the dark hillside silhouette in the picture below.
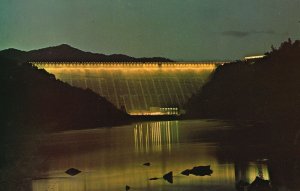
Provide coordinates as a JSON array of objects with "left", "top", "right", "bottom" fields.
[
  {"left": 185, "top": 39, "right": 300, "bottom": 123},
  {"left": 0, "top": 57, "right": 131, "bottom": 190},
  {"left": 0, "top": 44, "right": 173, "bottom": 62},
  {"left": 0, "top": 57, "right": 130, "bottom": 131}
]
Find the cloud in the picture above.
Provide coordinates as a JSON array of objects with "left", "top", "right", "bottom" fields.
[
  {"left": 222, "top": 31, "right": 250, "bottom": 37},
  {"left": 222, "top": 30, "right": 275, "bottom": 38}
]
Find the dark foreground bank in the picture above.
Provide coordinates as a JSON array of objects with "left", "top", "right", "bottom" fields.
[
  {"left": 0, "top": 56, "right": 130, "bottom": 190},
  {"left": 185, "top": 39, "right": 300, "bottom": 125}
]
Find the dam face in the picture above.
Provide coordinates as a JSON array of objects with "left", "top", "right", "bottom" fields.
[{"left": 33, "top": 62, "right": 221, "bottom": 115}]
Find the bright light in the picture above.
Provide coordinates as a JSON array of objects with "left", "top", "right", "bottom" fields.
[
  {"left": 244, "top": 55, "right": 265, "bottom": 60},
  {"left": 32, "top": 61, "right": 221, "bottom": 70},
  {"left": 32, "top": 62, "right": 221, "bottom": 113}
]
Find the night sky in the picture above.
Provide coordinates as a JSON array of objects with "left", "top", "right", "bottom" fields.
[{"left": 1, "top": 0, "right": 300, "bottom": 61}]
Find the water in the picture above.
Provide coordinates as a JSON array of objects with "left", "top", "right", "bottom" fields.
[{"left": 32, "top": 120, "right": 296, "bottom": 191}]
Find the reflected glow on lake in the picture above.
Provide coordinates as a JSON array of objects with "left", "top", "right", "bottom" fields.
[
  {"left": 32, "top": 120, "right": 270, "bottom": 191},
  {"left": 134, "top": 121, "right": 179, "bottom": 153}
]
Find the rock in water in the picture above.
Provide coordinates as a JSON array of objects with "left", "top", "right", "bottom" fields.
[
  {"left": 189, "top": 165, "right": 213, "bottom": 176},
  {"left": 181, "top": 169, "right": 190, "bottom": 176},
  {"left": 143, "top": 162, "right": 151, "bottom": 166},
  {"left": 248, "top": 177, "right": 271, "bottom": 191},
  {"left": 181, "top": 165, "right": 213, "bottom": 176},
  {"left": 149, "top": 177, "right": 159, "bottom": 180},
  {"left": 163, "top": 171, "right": 173, "bottom": 184},
  {"left": 65, "top": 168, "right": 81, "bottom": 176}
]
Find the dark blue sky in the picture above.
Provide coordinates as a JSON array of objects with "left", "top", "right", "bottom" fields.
[{"left": 1, "top": 0, "right": 300, "bottom": 61}]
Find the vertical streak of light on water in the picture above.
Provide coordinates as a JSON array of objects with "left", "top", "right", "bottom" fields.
[
  {"left": 176, "top": 121, "right": 179, "bottom": 143},
  {"left": 134, "top": 125, "right": 138, "bottom": 153},
  {"left": 156, "top": 122, "right": 160, "bottom": 152},
  {"left": 133, "top": 121, "right": 180, "bottom": 154},
  {"left": 151, "top": 123, "right": 154, "bottom": 152},
  {"left": 164, "top": 122, "right": 169, "bottom": 151},
  {"left": 167, "top": 121, "right": 171, "bottom": 152},
  {"left": 170, "top": 121, "right": 173, "bottom": 143},
  {"left": 159, "top": 122, "right": 162, "bottom": 152},
  {"left": 152, "top": 123, "right": 155, "bottom": 153},
  {"left": 139, "top": 124, "right": 144, "bottom": 153},
  {"left": 145, "top": 124, "right": 149, "bottom": 153},
  {"left": 155, "top": 122, "right": 158, "bottom": 152}
]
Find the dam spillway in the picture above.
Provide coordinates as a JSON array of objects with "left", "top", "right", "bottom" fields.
[{"left": 33, "top": 62, "right": 222, "bottom": 114}]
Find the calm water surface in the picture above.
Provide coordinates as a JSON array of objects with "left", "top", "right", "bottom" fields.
[{"left": 32, "top": 120, "right": 274, "bottom": 191}]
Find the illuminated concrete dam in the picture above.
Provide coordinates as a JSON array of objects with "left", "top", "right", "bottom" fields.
[{"left": 33, "top": 62, "right": 224, "bottom": 114}]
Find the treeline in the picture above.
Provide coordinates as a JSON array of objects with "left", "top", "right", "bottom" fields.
[
  {"left": 0, "top": 57, "right": 130, "bottom": 132},
  {"left": 185, "top": 39, "right": 300, "bottom": 123}
]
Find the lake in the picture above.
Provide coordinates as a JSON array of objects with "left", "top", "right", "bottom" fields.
[{"left": 32, "top": 120, "right": 298, "bottom": 191}]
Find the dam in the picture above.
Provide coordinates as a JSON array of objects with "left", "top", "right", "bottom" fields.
[{"left": 33, "top": 62, "right": 224, "bottom": 115}]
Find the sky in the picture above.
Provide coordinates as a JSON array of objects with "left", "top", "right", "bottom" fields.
[{"left": 0, "top": 0, "right": 300, "bottom": 61}]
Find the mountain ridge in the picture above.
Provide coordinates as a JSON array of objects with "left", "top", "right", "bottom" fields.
[{"left": 0, "top": 44, "right": 173, "bottom": 62}]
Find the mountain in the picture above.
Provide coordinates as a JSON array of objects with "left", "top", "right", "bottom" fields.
[
  {"left": 185, "top": 39, "right": 300, "bottom": 123},
  {"left": 0, "top": 56, "right": 130, "bottom": 131},
  {"left": 0, "top": 44, "right": 173, "bottom": 62}
]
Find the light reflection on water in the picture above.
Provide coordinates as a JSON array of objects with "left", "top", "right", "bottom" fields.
[
  {"left": 32, "top": 120, "right": 270, "bottom": 191},
  {"left": 134, "top": 121, "right": 179, "bottom": 153}
]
